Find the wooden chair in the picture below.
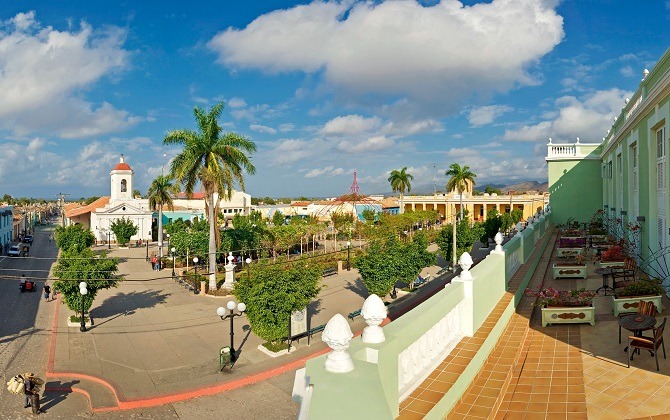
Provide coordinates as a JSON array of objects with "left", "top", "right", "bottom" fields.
[
  {"left": 628, "top": 317, "right": 667, "bottom": 371},
  {"left": 612, "top": 257, "right": 637, "bottom": 287},
  {"left": 619, "top": 300, "right": 657, "bottom": 343}
]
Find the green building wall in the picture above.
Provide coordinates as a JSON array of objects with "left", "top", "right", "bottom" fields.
[{"left": 547, "top": 157, "right": 603, "bottom": 225}]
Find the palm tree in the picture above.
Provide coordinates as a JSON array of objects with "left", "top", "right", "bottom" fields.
[
  {"left": 147, "top": 175, "right": 180, "bottom": 266},
  {"left": 445, "top": 163, "right": 477, "bottom": 220},
  {"left": 388, "top": 167, "right": 414, "bottom": 214},
  {"left": 164, "top": 102, "right": 256, "bottom": 290}
]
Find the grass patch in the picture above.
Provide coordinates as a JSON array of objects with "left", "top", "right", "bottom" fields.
[
  {"left": 69, "top": 315, "right": 91, "bottom": 323},
  {"left": 262, "top": 341, "right": 290, "bottom": 353}
]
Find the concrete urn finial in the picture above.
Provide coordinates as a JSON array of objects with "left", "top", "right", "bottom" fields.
[
  {"left": 494, "top": 232, "right": 504, "bottom": 254},
  {"left": 322, "top": 314, "right": 354, "bottom": 373},
  {"left": 458, "top": 252, "right": 473, "bottom": 280},
  {"left": 361, "top": 294, "right": 387, "bottom": 344},
  {"left": 528, "top": 216, "right": 534, "bottom": 225}
]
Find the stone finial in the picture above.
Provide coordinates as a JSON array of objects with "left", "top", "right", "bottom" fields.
[
  {"left": 643, "top": 68, "right": 650, "bottom": 79},
  {"left": 361, "top": 294, "right": 387, "bottom": 344},
  {"left": 528, "top": 216, "right": 534, "bottom": 225},
  {"left": 322, "top": 314, "right": 354, "bottom": 373},
  {"left": 575, "top": 137, "right": 580, "bottom": 143},
  {"left": 613, "top": 116, "right": 617, "bottom": 122},
  {"left": 625, "top": 97, "right": 630, "bottom": 104},
  {"left": 493, "top": 232, "right": 504, "bottom": 254},
  {"left": 458, "top": 252, "right": 473, "bottom": 280},
  {"left": 548, "top": 137, "right": 552, "bottom": 144}
]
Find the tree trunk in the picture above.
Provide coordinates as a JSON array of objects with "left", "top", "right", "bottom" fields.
[
  {"left": 207, "top": 193, "right": 218, "bottom": 290},
  {"left": 399, "top": 192, "right": 404, "bottom": 214}
]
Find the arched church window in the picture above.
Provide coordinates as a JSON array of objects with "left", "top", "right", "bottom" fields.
[{"left": 121, "top": 179, "right": 127, "bottom": 192}]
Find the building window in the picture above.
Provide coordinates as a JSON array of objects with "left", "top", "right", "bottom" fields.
[
  {"left": 657, "top": 127, "right": 666, "bottom": 190},
  {"left": 121, "top": 179, "right": 127, "bottom": 192}
]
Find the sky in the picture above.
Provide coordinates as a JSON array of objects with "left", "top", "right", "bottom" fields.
[{"left": 0, "top": 0, "right": 668, "bottom": 200}]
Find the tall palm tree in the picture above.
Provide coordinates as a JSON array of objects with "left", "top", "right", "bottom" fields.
[
  {"left": 445, "top": 163, "right": 477, "bottom": 220},
  {"left": 147, "top": 174, "right": 180, "bottom": 266},
  {"left": 164, "top": 102, "right": 256, "bottom": 289},
  {"left": 388, "top": 167, "right": 414, "bottom": 214}
]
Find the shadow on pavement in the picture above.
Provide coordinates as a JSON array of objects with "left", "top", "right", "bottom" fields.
[
  {"left": 91, "top": 290, "right": 171, "bottom": 319},
  {"left": 344, "top": 278, "right": 368, "bottom": 299},
  {"left": 308, "top": 299, "right": 322, "bottom": 317},
  {"left": 41, "top": 380, "right": 81, "bottom": 413}
]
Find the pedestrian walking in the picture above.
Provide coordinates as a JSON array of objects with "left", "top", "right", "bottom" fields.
[
  {"left": 20, "top": 374, "right": 36, "bottom": 409},
  {"left": 151, "top": 254, "right": 158, "bottom": 271},
  {"left": 44, "top": 284, "right": 51, "bottom": 302}
]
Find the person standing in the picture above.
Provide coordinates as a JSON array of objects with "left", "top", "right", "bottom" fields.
[
  {"left": 43, "top": 283, "right": 51, "bottom": 302},
  {"left": 20, "top": 374, "right": 36, "bottom": 409}
]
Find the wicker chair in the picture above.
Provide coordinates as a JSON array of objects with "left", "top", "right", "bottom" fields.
[
  {"left": 619, "top": 300, "right": 657, "bottom": 343},
  {"left": 628, "top": 317, "right": 667, "bottom": 371},
  {"left": 611, "top": 257, "right": 637, "bottom": 288}
]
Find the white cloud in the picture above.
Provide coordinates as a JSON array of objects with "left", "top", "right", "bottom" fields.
[
  {"left": 228, "top": 97, "right": 247, "bottom": 108},
  {"left": 468, "top": 105, "right": 513, "bottom": 127},
  {"left": 619, "top": 65, "right": 634, "bottom": 78},
  {"left": 502, "top": 88, "right": 632, "bottom": 142},
  {"left": 208, "top": 0, "right": 564, "bottom": 114},
  {"left": 0, "top": 12, "right": 135, "bottom": 138},
  {"left": 337, "top": 135, "right": 394, "bottom": 153},
  {"left": 447, "top": 147, "right": 480, "bottom": 157},
  {"left": 320, "top": 114, "right": 382, "bottom": 136},
  {"left": 278, "top": 123, "right": 295, "bottom": 132},
  {"left": 249, "top": 123, "right": 277, "bottom": 134},
  {"left": 304, "top": 165, "right": 348, "bottom": 178}
]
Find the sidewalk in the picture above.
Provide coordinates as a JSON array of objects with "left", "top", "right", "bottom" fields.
[{"left": 45, "top": 244, "right": 376, "bottom": 412}]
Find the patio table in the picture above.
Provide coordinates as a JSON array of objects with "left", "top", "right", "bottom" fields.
[
  {"left": 619, "top": 313, "right": 656, "bottom": 358},
  {"left": 594, "top": 267, "right": 615, "bottom": 295}
]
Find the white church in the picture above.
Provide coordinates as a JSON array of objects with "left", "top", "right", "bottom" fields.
[{"left": 65, "top": 155, "right": 253, "bottom": 243}]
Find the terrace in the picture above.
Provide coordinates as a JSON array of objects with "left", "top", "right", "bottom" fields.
[{"left": 293, "top": 212, "right": 670, "bottom": 419}]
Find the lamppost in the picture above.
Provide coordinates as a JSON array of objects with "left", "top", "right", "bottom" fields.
[
  {"left": 346, "top": 241, "right": 351, "bottom": 271},
  {"left": 245, "top": 257, "right": 251, "bottom": 281},
  {"left": 193, "top": 257, "right": 199, "bottom": 278},
  {"left": 79, "top": 282, "right": 88, "bottom": 332},
  {"left": 216, "top": 300, "right": 246, "bottom": 367},
  {"left": 146, "top": 241, "right": 149, "bottom": 261},
  {"left": 22, "top": 211, "right": 27, "bottom": 238},
  {"left": 107, "top": 230, "right": 111, "bottom": 249},
  {"left": 166, "top": 234, "right": 171, "bottom": 251},
  {"left": 171, "top": 247, "right": 176, "bottom": 277}
]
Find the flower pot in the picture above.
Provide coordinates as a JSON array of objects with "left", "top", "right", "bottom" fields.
[
  {"left": 611, "top": 295, "right": 664, "bottom": 317},
  {"left": 599, "top": 261, "right": 625, "bottom": 268},
  {"left": 556, "top": 247, "right": 584, "bottom": 258},
  {"left": 552, "top": 263, "right": 587, "bottom": 279},
  {"left": 541, "top": 305, "right": 595, "bottom": 327}
]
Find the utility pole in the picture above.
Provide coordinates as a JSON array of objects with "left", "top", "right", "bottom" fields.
[{"left": 433, "top": 163, "right": 437, "bottom": 197}]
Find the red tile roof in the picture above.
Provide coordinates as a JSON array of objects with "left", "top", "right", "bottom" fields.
[
  {"left": 113, "top": 162, "right": 132, "bottom": 171},
  {"left": 65, "top": 196, "right": 110, "bottom": 218}
]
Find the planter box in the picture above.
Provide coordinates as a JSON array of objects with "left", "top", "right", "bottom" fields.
[
  {"left": 542, "top": 306, "right": 595, "bottom": 327},
  {"left": 588, "top": 234, "right": 608, "bottom": 242},
  {"left": 555, "top": 247, "right": 584, "bottom": 258},
  {"left": 611, "top": 295, "right": 664, "bottom": 317},
  {"left": 552, "top": 264, "right": 587, "bottom": 279},
  {"left": 599, "top": 261, "right": 625, "bottom": 268}
]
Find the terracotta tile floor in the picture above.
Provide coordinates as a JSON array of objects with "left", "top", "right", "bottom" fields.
[{"left": 400, "top": 232, "right": 670, "bottom": 419}]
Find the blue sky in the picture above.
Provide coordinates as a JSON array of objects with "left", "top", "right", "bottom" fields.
[{"left": 0, "top": 0, "right": 668, "bottom": 200}]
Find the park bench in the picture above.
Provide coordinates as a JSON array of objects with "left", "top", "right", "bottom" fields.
[
  {"left": 348, "top": 309, "right": 362, "bottom": 321},
  {"left": 284, "top": 324, "right": 327, "bottom": 347},
  {"left": 322, "top": 267, "right": 338, "bottom": 277},
  {"left": 412, "top": 274, "right": 431, "bottom": 288}
]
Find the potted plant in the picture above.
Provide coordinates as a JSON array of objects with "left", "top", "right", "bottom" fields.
[
  {"left": 612, "top": 279, "right": 666, "bottom": 317},
  {"left": 526, "top": 286, "right": 596, "bottom": 327},
  {"left": 556, "top": 237, "right": 586, "bottom": 258},
  {"left": 552, "top": 253, "right": 587, "bottom": 279},
  {"left": 600, "top": 245, "right": 627, "bottom": 268}
]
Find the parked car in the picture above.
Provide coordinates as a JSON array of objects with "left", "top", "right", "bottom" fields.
[
  {"left": 8, "top": 245, "right": 20, "bottom": 256},
  {"left": 23, "top": 235, "right": 33, "bottom": 244}
]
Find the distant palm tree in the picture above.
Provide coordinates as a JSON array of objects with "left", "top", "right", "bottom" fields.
[
  {"left": 388, "top": 167, "right": 414, "bottom": 214},
  {"left": 147, "top": 175, "right": 180, "bottom": 265},
  {"left": 446, "top": 163, "right": 477, "bottom": 220},
  {"left": 164, "top": 102, "right": 256, "bottom": 290}
]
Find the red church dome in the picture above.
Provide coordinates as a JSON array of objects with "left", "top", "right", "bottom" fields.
[{"left": 113, "top": 155, "right": 132, "bottom": 171}]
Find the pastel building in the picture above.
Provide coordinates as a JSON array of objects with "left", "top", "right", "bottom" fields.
[{"left": 0, "top": 205, "right": 13, "bottom": 248}]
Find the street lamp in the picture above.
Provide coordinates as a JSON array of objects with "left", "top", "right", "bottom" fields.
[
  {"left": 171, "top": 247, "right": 176, "bottom": 277},
  {"left": 216, "top": 300, "right": 246, "bottom": 367},
  {"left": 79, "top": 282, "right": 88, "bottom": 332},
  {"left": 193, "top": 257, "right": 199, "bottom": 278},
  {"left": 166, "top": 233, "right": 171, "bottom": 250},
  {"left": 107, "top": 230, "right": 111, "bottom": 249},
  {"left": 346, "top": 241, "right": 351, "bottom": 271},
  {"left": 245, "top": 257, "right": 251, "bottom": 281},
  {"left": 146, "top": 241, "right": 149, "bottom": 261}
]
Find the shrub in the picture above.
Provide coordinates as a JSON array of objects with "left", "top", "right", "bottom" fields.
[
  {"left": 614, "top": 279, "right": 666, "bottom": 298},
  {"left": 601, "top": 245, "right": 627, "bottom": 261},
  {"left": 525, "top": 287, "right": 596, "bottom": 307}
]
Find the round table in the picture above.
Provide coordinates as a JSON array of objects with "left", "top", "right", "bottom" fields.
[
  {"left": 619, "top": 314, "right": 656, "bottom": 358},
  {"left": 594, "top": 267, "right": 615, "bottom": 295}
]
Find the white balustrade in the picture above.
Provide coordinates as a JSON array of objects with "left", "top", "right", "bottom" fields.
[{"left": 397, "top": 303, "right": 464, "bottom": 399}]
